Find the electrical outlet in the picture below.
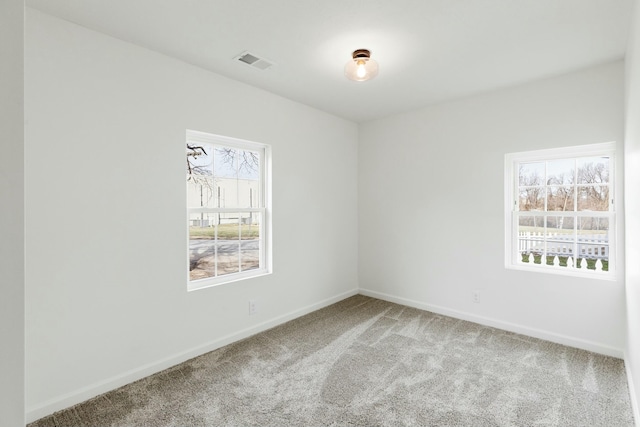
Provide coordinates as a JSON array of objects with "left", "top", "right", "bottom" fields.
[
  {"left": 472, "top": 290, "right": 480, "bottom": 304},
  {"left": 249, "top": 299, "right": 258, "bottom": 315}
]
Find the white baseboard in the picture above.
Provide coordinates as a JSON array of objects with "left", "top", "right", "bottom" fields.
[
  {"left": 625, "top": 352, "right": 640, "bottom": 427},
  {"left": 359, "top": 288, "right": 623, "bottom": 358},
  {"left": 25, "top": 288, "right": 359, "bottom": 423}
]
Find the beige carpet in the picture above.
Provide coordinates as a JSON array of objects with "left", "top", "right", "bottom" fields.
[{"left": 29, "top": 295, "right": 634, "bottom": 426}]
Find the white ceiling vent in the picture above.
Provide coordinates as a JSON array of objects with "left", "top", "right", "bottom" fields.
[{"left": 234, "top": 51, "right": 274, "bottom": 71}]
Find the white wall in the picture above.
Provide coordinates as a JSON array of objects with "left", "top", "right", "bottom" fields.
[
  {"left": 359, "top": 62, "right": 626, "bottom": 356},
  {"left": 625, "top": 0, "right": 640, "bottom": 422},
  {"left": 24, "top": 9, "right": 358, "bottom": 421},
  {"left": 0, "top": 1, "right": 25, "bottom": 426}
]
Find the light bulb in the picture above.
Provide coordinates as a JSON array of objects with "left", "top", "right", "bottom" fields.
[{"left": 356, "top": 60, "right": 367, "bottom": 78}]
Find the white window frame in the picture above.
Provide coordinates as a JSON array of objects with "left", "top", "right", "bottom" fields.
[
  {"left": 504, "top": 142, "right": 616, "bottom": 280},
  {"left": 186, "top": 130, "right": 272, "bottom": 291}
]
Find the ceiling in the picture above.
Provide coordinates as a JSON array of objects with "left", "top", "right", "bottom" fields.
[{"left": 26, "top": 0, "right": 633, "bottom": 123}]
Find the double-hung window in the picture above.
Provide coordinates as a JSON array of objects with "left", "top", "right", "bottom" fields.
[
  {"left": 505, "top": 142, "right": 615, "bottom": 278},
  {"left": 186, "top": 130, "right": 271, "bottom": 290}
]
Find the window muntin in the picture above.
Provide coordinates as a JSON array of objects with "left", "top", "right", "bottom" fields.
[
  {"left": 187, "top": 130, "right": 270, "bottom": 289},
  {"left": 505, "top": 143, "right": 615, "bottom": 277}
]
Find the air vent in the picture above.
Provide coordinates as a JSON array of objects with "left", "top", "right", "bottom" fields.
[{"left": 234, "top": 51, "right": 274, "bottom": 71}]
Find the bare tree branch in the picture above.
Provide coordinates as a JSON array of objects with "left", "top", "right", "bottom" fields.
[
  {"left": 215, "top": 147, "right": 259, "bottom": 175},
  {"left": 186, "top": 144, "right": 210, "bottom": 181}
]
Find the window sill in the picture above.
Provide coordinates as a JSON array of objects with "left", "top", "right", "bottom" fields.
[
  {"left": 188, "top": 269, "right": 271, "bottom": 292},
  {"left": 505, "top": 263, "right": 616, "bottom": 281}
]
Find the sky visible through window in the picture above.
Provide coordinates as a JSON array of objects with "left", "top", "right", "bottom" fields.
[{"left": 188, "top": 144, "right": 259, "bottom": 181}]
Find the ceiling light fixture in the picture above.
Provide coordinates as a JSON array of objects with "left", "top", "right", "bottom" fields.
[{"left": 344, "top": 49, "right": 378, "bottom": 82}]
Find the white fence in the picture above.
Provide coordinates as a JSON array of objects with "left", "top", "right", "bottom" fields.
[{"left": 518, "top": 231, "right": 608, "bottom": 262}]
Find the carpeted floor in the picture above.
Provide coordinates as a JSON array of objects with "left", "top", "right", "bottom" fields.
[{"left": 29, "top": 295, "right": 634, "bottom": 426}]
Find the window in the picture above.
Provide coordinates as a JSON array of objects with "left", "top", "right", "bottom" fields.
[
  {"left": 186, "top": 130, "right": 271, "bottom": 290},
  {"left": 505, "top": 142, "right": 615, "bottom": 278}
]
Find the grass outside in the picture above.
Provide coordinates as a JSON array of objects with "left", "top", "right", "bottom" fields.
[
  {"left": 190, "top": 224, "right": 259, "bottom": 240},
  {"left": 520, "top": 253, "right": 608, "bottom": 271}
]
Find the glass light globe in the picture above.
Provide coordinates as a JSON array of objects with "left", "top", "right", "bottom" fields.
[{"left": 344, "top": 50, "right": 379, "bottom": 82}]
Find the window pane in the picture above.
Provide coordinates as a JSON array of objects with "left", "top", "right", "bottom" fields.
[
  {"left": 238, "top": 149, "right": 260, "bottom": 180},
  {"left": 545, "top": 215, "right": 574, "bottom": 232},
  {"left": 577, "top": 185, "right": 609, "bottom": 211},
  {"left": 547, "top": 227, "right": 575, "bottom": 257},
  {"left": 546, "top": 159, "right": 574, "bottom": 185},
  {"left": 518, "top": 216, "right": 544, "bottom": 232},
  {"left": 577, "top": 157, "right": 609, "bottom": 184},
  {"left": 577, "top": 217, "right": 609, "bottom": 270},
  {"left": 241, "top": 213, "right": 260, "bottom": 272},
  {"left": 189, "top": 212, "right": 218, "bottom": 281},
  {"left": 186, "top": 143, "right": 215, "bottom": 208},
  {"left": 578, "top": 216, "right": 609, "bottom": 233},
  {"left": 519, "top": 162, "right": 544, "bottom": 186},
  {"left": 213, "top": 146, "right": 261, "bottom": 209},
  {"left": 213, "top": 147, "right": 238, "bottom": 179},
  {"left": 215, "top": 179, "right": 259, "bottom": 209},
  {"left": 238, "top": 180, "right": 260, "bottom": 209},
  {"left": 217, "top": 216, "right": 240, "bottom": 276},
  {"left": 217, "top": 215, "right": 240, "bottom": 236},
  {"left": 241, "top": 241, "right": 260, "bottom": 272},
  {"left": 187, "top": 143, "right": 213, "bottom": 173},
  {"left": 217, "top": 241, "right": 240, "bottom": 276},
  {"left": 518, "top": 216, "right": 544, "bottom": 263},
  {"left": 544, "top": 216, "right": 575, "bottom": 266},
  {"left": 215, "top": 179, "right": 237, "bottom": 209},
  {"left": 187, "top": 177, "right": 216, "bottom": 208},
  {"left": 545, "top": 239, "right": 575, "bottom": 259},
  {"left": 241, "top": 214, "right": 260, "bottom": 240},
  {"left": 546, "top": 186, "right": 574, "bottom": 212},
  {"left": 519, "top": 188, "right": 544, "bottom": 211}
]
